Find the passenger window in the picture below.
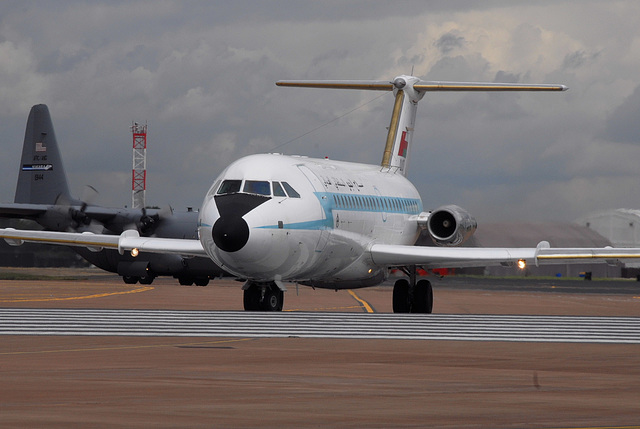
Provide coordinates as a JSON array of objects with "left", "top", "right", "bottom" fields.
[
  {"left": 282, "top": 182, "right": 300, "bottom": 198},
  {"left": 273, "top": 182, "right": 287, "bottom": 197},
  {"left": 217, "top": 180, "right": 242, "bottom": 195}
]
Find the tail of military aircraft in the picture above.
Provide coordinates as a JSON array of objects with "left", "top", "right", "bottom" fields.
[
  {"left": 7, "top": 104, "right": 166, "bottom": 234},
  {"left": 14, "top": 104, "right": 74, "bottom": 205}
]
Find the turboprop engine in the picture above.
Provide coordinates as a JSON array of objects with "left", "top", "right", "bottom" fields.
[{"left": 426, "top": 205, "right": 477, "bottom": 246}]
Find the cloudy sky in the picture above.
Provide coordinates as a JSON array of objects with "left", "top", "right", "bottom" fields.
[{"left": 1, "top": 1, "right": 639, "bottom": 224}]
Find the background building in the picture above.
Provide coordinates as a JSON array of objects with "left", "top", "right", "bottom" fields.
[
  {"left": 576, "top": 208, "right": 640, "bottom": 275},
  {"left": 576, "top": 209, "right": 640, "bottom": 248}
]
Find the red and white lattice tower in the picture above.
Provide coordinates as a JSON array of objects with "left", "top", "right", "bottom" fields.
[{"left": 131, "top": 121, "right": 147, "bottom": 209}]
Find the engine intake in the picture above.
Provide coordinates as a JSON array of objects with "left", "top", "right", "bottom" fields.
[{"left": 427, "top": 205, "right": 477, "bottom": 246}]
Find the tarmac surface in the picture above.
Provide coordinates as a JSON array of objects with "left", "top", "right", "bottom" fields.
[{"left": 1, "top": 268, "right": 639, "bottom": 428}]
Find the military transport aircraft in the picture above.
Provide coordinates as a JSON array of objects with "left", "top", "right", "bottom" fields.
[
  {"left": 0, "top": 104, "right": 225, "bottom": 286},
  {"left": 3, "top": 75, "right": 640, "bottom": 313}
]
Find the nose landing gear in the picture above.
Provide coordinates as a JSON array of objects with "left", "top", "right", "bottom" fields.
[{"left": 243, "top": 281, "right": 284, "bottom": 311}]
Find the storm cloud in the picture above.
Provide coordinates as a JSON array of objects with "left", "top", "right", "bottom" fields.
[{"left": 1, "top": 1, "right": 639, "bottom": 223}]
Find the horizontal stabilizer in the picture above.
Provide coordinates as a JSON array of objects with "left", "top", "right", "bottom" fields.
[
  {"left": 277, "top": 75, "right": 567, "bottom": 178},
  {"left": 276, "top": 79, "right": 568, "bottom": 92},
  {"left": 413, "top": 81, "right": 568, "bottom": 91},
  {"left": 276, "top": 80, "right": 393, "bottom": 91},
  {"left": 0, "top": 203, "right": 48, "bottom": 219}
]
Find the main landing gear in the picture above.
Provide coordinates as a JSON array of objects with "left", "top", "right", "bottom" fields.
[
  {"left": 122, "top": 274, "right": 155, "bottom": 285},
  {"left": 243, "top": 281, "right": 284, "bottom": 311},
  {"left": 178, "top": 276, "right": 210, "bottom": 286},
  {"left": 392, "top": 265, "right": 433, "bottom": 314}
]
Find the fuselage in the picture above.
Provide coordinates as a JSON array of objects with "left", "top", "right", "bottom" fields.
[{"left": 198, "top": 153, "right": 423, "bottom": 289}]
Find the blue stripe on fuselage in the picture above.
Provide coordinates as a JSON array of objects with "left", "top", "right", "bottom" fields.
[{"left": 258, "top": 192, "right": 423, "bottom": 230}]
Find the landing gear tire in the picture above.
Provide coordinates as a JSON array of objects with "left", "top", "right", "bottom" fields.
[
  {"left": 393, "top": 276, "right": 433, "bottom": 314},
  {"left": 243, "top": 284, "right": 262, "bottom": 311},
  {"left": 139, "top": 275, "right": 155, "bottom": 285},
  {"left": 393, "top": 279, "right": 411, "bottom": 313},
  {"left": 178, "top": 277, "right": 194, "bottom": 286},
  {"left": 194, "top": 277, "right": 210, "bottom": 287},
  {"left": 261, "top": 285, "right": 284, "bottom": 312},
  {"left": 123, "top": 276, "right": 139, "bottom": 285},
  {"left": 244, "top": 283, "right": 284, "bottom": 311},
  {"left": 412, "top": 279, "right": 433, "bottom": 314}
]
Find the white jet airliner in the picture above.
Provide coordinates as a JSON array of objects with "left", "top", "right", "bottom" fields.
[{"left": 3, "top": 75, "right": 640, "bottom": 313}]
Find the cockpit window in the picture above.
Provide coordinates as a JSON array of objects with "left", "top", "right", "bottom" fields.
[
  {"left": 217, "top": 180, "right": 242, "bottom": 195},
  {"left": 282, "top": 182, "right": 300, "bottom": 198},
  {"left": 272, "top": 181, "right": 287, "bottom": 197},
  {"left": 243, "top": 180, "right": 271, "bottom": 196},
  {"left": 207, "top": 180, "right": 221, "bottom": 197},
  {"left": 216, "top": 179, "right": 297, "bottom": 198}
]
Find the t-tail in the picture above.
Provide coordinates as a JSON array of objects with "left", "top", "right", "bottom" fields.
[
  {"left": 14, "top": 104, "right": 74, "bottom": 205},
  {"left": 276, "top": 76, "right": 568, "bottom": 175}
]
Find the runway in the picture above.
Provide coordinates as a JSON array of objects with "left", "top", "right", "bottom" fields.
[{"left": 2, "top": 308, "right": 640, "bottom": 343}]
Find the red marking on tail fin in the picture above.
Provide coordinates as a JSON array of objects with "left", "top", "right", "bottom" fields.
[{"left": 398, "top": 131, "right": 408, "bottom": 157}]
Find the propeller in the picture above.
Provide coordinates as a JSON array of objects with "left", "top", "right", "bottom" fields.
[
  {"left": 67, "top": 186, "right": 97, "bottom": 227},
  {"left": 136, "top": 205, "right": 173, "bottom": 235},
  {"left": 68, "top": 185, "right": 100, "bottom": 229},
  {"left": 50, "top": 186, "right": 175, "bottom": 236}
]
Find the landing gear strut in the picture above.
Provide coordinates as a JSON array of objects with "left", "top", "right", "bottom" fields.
[
  {"left": 392, "top": 265, "right": 433, "bottom": 314},
  {"left": 243, "top": 282, "right": 284, "bottom": 311}
]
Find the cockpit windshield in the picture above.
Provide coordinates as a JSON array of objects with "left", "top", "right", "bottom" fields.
[
  {"left": 217, "top": 180, "right": 242, "bottom": 195},
  {"left": 243, "top": 180, "right": 271, "bottom": 196},
  {"left": 216, "top": 179, "right": 300, "bottom": 198}
]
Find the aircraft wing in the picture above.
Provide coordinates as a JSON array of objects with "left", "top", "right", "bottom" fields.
[
  {"left": 369, "top": 242, "right": 640, "bottom": 269},
  {"left": 0, "top": 228, "right": 207, "bottom": 258},
  {"left": 6, "top": 227, "right": 640, "bottom": 271}
]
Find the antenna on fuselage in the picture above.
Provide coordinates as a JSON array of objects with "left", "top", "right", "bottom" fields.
[{"left": 276, "top": 77, "right": 568, "bottom": 176}]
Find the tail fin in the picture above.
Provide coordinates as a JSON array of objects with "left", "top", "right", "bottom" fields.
[
  {"left": 276, "top": 76, "right": 567, "bottom": 176},
  {"left": 14, "top": 104, "right": 73, "bottom": 205}
]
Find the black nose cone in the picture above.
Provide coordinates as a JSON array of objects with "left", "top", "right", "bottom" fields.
[
  {"left": 212, "top": 193, "right": 271, "bottom": 253},
  {"left": 212, "top": 216, "right": 250, "bottom": 252}
]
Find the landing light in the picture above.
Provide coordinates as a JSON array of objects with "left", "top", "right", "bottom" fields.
[
  {"left": 131, "top": 248, "right": 139, "bottom": 258},
  {"left": 517, "top": 259, "right": 526, "bottom": 270}
]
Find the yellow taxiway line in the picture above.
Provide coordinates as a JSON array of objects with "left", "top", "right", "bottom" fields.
[
  {"left": 0, "top": 338, "right": 253, "bottom": 356},
  {"left": 0, "top": 285, "right": 154, "bottom": 303},
  {"left": 347, "top": 290, "right": 375, "bottom": 313}
]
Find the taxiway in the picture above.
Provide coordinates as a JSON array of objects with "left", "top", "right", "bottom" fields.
[{"left": 1, "top": 270, "right": 639, "bottom": 428}]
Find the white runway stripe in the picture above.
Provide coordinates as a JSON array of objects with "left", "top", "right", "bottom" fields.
[{"left": 1, "top": 309, "right": 639, "bottom": 343}]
